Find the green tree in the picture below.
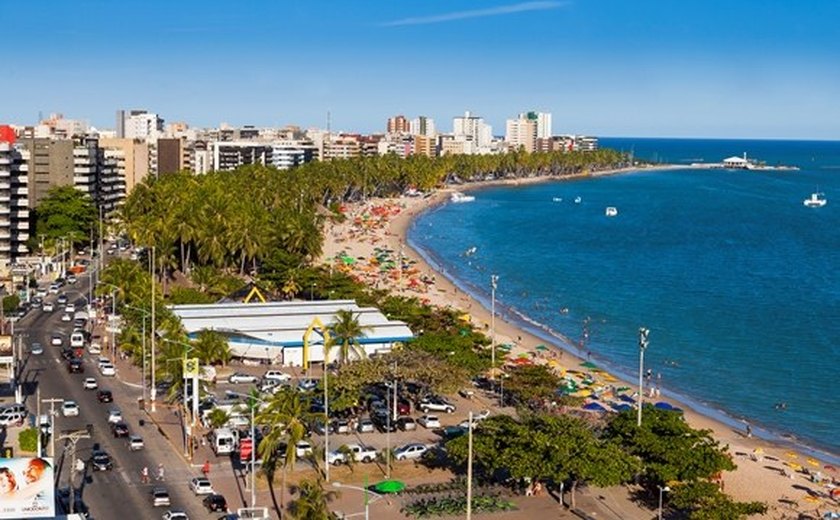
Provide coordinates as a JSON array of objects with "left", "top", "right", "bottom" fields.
[
  {"left": 18, "top": 428, "right": 38, "bottom": 453},
  {"left": 288, "top": 478, "right": 338, "bottom": 520},
  {"left": 206, "top": 408, "right": 231, "bottom": 429},
  {"left": 503, "top": 364, "right": 561, "bottom": 408},
  {"left": 192, "top": 330, "right": 232, "bottom": 366},
  {"left": 34, "top": 186, "right": 98, "bottom": 247},
  {"left": 327, "top": 310, "right": 371, "bottom": 365},
  {"left": 669, "top": 480, "right": 766, "bottom": 519},
  {"left": 2, "top": 294, "right": 20, "bottom": 315}
]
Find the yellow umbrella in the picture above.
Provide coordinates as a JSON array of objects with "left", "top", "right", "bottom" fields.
[
  {"left": 803, "top": 495, "right": 820, "bottom": 504},
  {"left": 807, "top": 458, "right": 819, "bottom": 467},
  {"left": 785, "top": 462, "right": 803, "bottom": 471},
  {"left": 571, "top": 389, "right": 592, "bottom": 398},
  {"left": 785, "top": 451, "right": 799, "bottom": 459}
]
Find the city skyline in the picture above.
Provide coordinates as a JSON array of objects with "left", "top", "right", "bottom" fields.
[{"left": 3, "top": 0, "right": 840, "bottom": 139}]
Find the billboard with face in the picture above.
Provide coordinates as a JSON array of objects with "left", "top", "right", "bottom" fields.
[{"left": 0, "top": 457, "right": 55, "bottom": 518}]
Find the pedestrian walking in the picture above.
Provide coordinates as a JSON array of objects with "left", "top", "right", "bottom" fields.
[
  {"left": 202, "top": 460, "right": 210, "bottom": 477},
  {"left": 746, "top": 423, "right": 752, "bottom": 438},
  {"left": 141, "top": 466, "right": 149, "bottom": 484},
  {"left": 156, "top": 463, "right": 165, "bottom": 481}
]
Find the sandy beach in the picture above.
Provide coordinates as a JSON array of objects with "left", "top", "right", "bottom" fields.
[{"left": 320, "top": 168, "right": 840, "bottom": 518}]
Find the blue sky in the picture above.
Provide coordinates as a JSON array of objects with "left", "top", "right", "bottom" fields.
[{"left": 4, "top": 0, "right": 840, "bottom": 139}]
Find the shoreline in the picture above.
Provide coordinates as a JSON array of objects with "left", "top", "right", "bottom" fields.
[{"left": 321, "top": 166, "right": 839, "bottom": 516}]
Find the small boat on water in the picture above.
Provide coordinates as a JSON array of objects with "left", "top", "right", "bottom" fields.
[
  {"left": 450, "top": 192, "right": 475, "bottom": 203},
  {"left": 803, "top": 192, "right": 827, "bottom": 208},
  {"left": 574, "top": 196, "right": 582, "bottom": 204},
  {"left": 552, "top": 197, "right": 563, "bottom": 202},
  {"left": 605, "top": 207, "right": 618, "bottom": 217}
]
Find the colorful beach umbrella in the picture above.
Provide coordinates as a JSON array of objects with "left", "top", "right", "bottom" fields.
[
  {"left": 807, "top": 458, "right": 820, "bottom": 467},
  {"left": 498, "top": 344, "right": 513, "bottom": 351},
  {"left": 535, "top": 344, "right": 549, "bottom": 352}
]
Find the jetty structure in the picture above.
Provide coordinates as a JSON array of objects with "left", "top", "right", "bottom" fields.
[{"left": 690, "top": 152, "right": 798, "bottom": 171}]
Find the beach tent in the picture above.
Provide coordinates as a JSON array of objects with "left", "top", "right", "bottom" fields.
[
  {"left": 612, "top": 403, "right": 633, "bottom": 412},
  {"left": 654, "top": 402, "right": 676, "bottom": 410}
]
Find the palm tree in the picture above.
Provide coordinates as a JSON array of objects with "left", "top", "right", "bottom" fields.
[
  {"left": 288, "top": 479, "right": 338, "bottom": 520},
  {"left": 327, "top": 310, "right": 372, "bottom": 365},
  {"left": 193, "top": 329, "right": 232, "bottom": 366},
  {"left": 256, "top": 388, "right": 318, "bottom": 514}
]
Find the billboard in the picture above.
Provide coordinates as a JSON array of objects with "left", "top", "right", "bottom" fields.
[
  {"left": 0, "top": 457, "right": 55, "bottom": 519},
  {"left": 0, "top": 335, "right": 11, "bottom": 364}
]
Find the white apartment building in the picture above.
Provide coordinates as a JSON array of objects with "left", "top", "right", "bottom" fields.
[
  {"left": 452, "top": 111, "right": 493, "bottom": 150},
  {"left": 123, "top": 111, "right": 164, "bottom": 140},
  {"left": 505, "top": 118, "right": 537, "bottom": 152},
  {"left": 271, "top": 142, "right": 317, "bottom": 170},
  {"left": 0, "top": 142, "right": 30, "bottom": 266},
  {"left": 410, "top": 116, "right": 436, "bottom": 137}
]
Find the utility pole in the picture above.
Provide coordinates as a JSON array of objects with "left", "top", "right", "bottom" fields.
[
  {"left": 60, "top": 428, "right": 92, "bottom": 515},
  {"left": 637, "top": 327, "right": 649, "bottom": 427},
  {"left": 36, "top": 385, "right": 41, "bottom": 457},
  {"left": 42, "top": 398, "right": 64, "bottom": 458},
  {"left": 490, "top": 274, "right": 498, "bottom": 380},
  {"left": 150, "top": 246, "right": 156, "bottom": 412},
  {"left": 466, "top": 411, "right": 474, "bottom": 520}
]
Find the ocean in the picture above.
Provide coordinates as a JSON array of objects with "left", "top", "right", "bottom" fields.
[{"left": 407, "top": 138, "right": 840, "bottom": 460}]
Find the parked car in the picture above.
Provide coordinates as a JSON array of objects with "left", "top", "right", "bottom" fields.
[
  {"left": 162, "top": 511, "right": 189, "bottom": 520},
  {"left": 30, "top": 343, "right": 44, "bottom": 355},
  {"left": 227, "top": 373, "right": 259, "bottom": 384},
  {"left": 297, "top": 378, "right": 318, "bottom": 392},
  {"left": 417, "top": 414, "right": 440, "bottom": 430},
  {"left": 51, "top": 334, "right": 63, "bottom": 346},
  {"left": 62, "top": 401, "right": 80, "bottom": 417},
  {"left": 395, "top": 443, "right": 429, "bottom": 461},
  {"left": 327, "top": 444, "right": 377, "bottom": 465},
  {"left": 83, "top": 378, "right": 98, "bottom": 390},
  {"left": 190, "top": 477, "right": 214, "bottom": 495},
  {"left": 112, "top": 422, "right": 130, "bottom": 438},
  {"left": 57, "top": 294, "right": 68, "bottom": 305},
  {"left": 152, "top": 487, "right": 171, "bottom": 507},
  {"left": 397, "top": 416, "right": 417, "bottom": 431},
  {"left": 128, "top": 435, "right": 144, "bottom": 451},
  {"left": 91, "top": 450, "right": 113, "bottom": 471},
  {"left": 418, "top": 396, "right": 456, "bottom": 413},
  {"left": 262, "top": 370, "right": 292, "bottom": 383},
  {"left": 97, "top": 390, "right": 113, "bottom": 403},
  {"left": 357, "top": 418, "right": 375, "bottom": 433},
  {"left": 334, "top": 419, "right": 352, "bottom": 435},
  {"left": 43, "top": 302, "right": 55, "bottom": 312},
  {"left": 372, "top": 411, "right": 397, "bottom": 433},
  {"left": 397, "top": 399, "right": 411, "bottom": 416},
  {"left": 203, "top": 493, "right": 228, "bottom": 512},
  {"left": 61, "top": 313, "right": 72, "bottom": 322},
  {"left": 295, "top": 440, "right": 313, "bottom": 458},
  {"left": 66, "top": 303, "right": 76, "bottom": 313}
]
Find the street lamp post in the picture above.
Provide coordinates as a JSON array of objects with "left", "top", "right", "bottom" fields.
[
  {"left": 658, "top": 485, "right": 670, "bottom": 520},
  {"left": 125, "top": 305, "right": 151, "bottom": 405},
  {"left": 637, "top": 327, "right": 649, "bottom": 427},
  {"left": 324, "top": 357, "right": 331, "bottom": 483},
  {"left": 163, "top": 338, "right": 197, "bottom": 457},
  {"left": 466, "top": 411, "right": 474, "bottom": 520},
  {"left": 490, "top": 274, "right": 498, "bottom": 380},
  {"left": 332, "top": 481, "right": 385, "bottom": 520},
  {"left": 229, "top": 391, "right": 265, "bottom": 508},
  {"left": 100, "top": 282, "right": 121, "bottom": 360},
  {"left": 150, "top": 246, "right": 157, "bottom": 412}
]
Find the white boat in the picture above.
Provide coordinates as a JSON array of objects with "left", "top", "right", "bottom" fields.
[
  {"left": 605, "top": 207, "right": 618, "bottom": 217},
  {"left": 803, "top": 192, "right": 827, "bottom": 208},
  {"left": 574, "top": 196, "right": 582, "bottom": 204},
  {"left": 552, "top": 197, "right": 563, "bottom": 202},
  {"left": 450, "top": 192, "right": 475, "bottom": 203}
]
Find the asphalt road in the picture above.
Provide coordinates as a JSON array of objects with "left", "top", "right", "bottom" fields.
[{"left": 18, "top": 271, "right": 209, "bottom": 519}]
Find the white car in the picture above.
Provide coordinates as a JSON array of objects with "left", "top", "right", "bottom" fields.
[
  {"left": 395, "top": 443, "right": 429, "bottom": 461},
  {"left": 62, "top": 401, "right": 80, "bottom": 417},
  {"left": 30, "top": 343, "right": 44, "bottom": 355},
  {"left": 295, "top": 440, "right": 313, "bottom": 458},
  {"left": 70, "top": 332, "right": 85, "bottom": 348},
  {"left": 100, "top": 363, "right": 116, "bottom": 377},
  {"left": 88, "top": 343, "right": 102, "bottom": 355},
  {"left": 162, "top": 511, "right": 189, "bottom": 520},
  {"left": 61, "top": 313, "right": 72, "bottom": 322},
  {"left": 66, "top": 303, "right": 76, "bottom": 313},
  {"left": 418, "top": 415, "right": 441, "bottom": 429},
  {"left": 227, "top": 373, "right": 259, "bottom": 384},
  {"left": 189, "top": 477, "right": 214, "bottom": 495},
  {"left": 262, "top": 370, "right": 292, "bottom": 383},
  {"left": 107, "top": 409, "right": 122, "bottom": 424},
  {"left": 458, "top": 410, "right": 491, "bottom": 429},
  {"left": 98, "top": 357, "right": 112, "bottom": 370},
  {"left": 51, "top": 334, "right": 63, "bottom": 346},
  {"left": 152, "top": 487, "right": 170, "bottom": 507},
  {"left": 128, "top": 435, "right": 144, "bottom": 451},
  {"left": 83, "top": 378, "right": 98, "bottom": 390},
  {"left": 43, "top": 302, "right": 55, "bottom": 312}
]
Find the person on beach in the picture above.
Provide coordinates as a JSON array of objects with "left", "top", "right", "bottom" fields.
[{"left": 746, "top": 423, "right": 752, "bottom": 438}]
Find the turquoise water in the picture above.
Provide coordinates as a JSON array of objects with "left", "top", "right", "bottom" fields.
[{"left": 408, "top": 138, "right": 840, "bottom": 459}]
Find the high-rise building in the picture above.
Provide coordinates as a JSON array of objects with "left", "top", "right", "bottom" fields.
[
  {"left": 410, "top": 116, "right": 436, "bottom": 137},
  {"left": 0, "top": 139, "right": 31, "bottom": 266},
  {"left": 99, "top": 138, "right": 150, "bottom": 195},
  {"left": 211, "top": 141, "right": 272, "bottom": 171},
  {"left": 157, "top": 138, "right": 183, "bottom": 175},
  {"left": 505, "top": 118, "right": 537, "bottom": 152},
  {"left": 18, "top": 137, "right": 75, "bottom": 207},
  {"left": 387, "top": 115, "right": 410, "bottom": 135},
  {"left": 452, "top": 111, "right": 493, "bottom": 149},
  {"left": 118, "top": 110, "right": 164, "bottom": 140},
  {"left": 520, "top": 111, "right": 552, "bottom": 139}
]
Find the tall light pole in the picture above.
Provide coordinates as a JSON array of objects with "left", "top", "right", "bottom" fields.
[
  {"left": 637, "top": 327, "right": 649, "bottom": 427},
  {"left": 100, "top": 282, "right": 121, "bottom": 360},
  {"left": 125, "top": 304, "right": 151, "bottom": 405},
  {"left": 229, "top": 391, "right": 265, "bottom": 508},
  {"left": 490, "top": 275, "right": 498, "bottom": 380},
  {"left": 150, "top": 246, "right": 157, "bottom": 412},
  {"left": 163, "top": 338, "right": 197, "bottom": 457},
  {"left": 324, "top": 352, "right": 331, "bottom": 483},
  {"left": 658, "top": 485, "right": 670, "bottom": 520},
  {"left": 466, "top": 411, "right": 474, "bottom": 520}
]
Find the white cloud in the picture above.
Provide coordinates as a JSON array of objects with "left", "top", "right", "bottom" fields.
[{"left": 381, "top": 1, "right": 566, "bottom": 27}]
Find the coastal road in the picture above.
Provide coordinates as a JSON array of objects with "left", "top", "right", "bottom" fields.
[{"left": 17, "top": 273, "right": 208, "bottom": 519}]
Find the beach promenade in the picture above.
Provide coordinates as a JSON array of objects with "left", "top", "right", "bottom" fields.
[{"left": 319, "top": 170, "right": 840, "bottom": 519}]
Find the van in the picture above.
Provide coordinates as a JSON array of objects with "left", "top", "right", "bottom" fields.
[
  {"left": 70, "top": 332, "right": 85, "bottom": 348},
  {"left": 210, "top": 428, "right": 238, "bottom": 455}
]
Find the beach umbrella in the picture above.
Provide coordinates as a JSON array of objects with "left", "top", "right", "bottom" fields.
[
  {"left": 580, "top": 361, "right": 598, "bottom": 369},
  {"left": 498, "top": 344, "right": 513, "bottom": 352},
  {"left": 583, "top": 402, "right": 608, "bottom": 412},
  {"left": 535, "top": 344, "right": 549, "bottom": 352},
  {"left": 612, "top": 403, "right": 633, "bottom": 412},
  {"left": 807, "top": 458, "right": 820, "bottom": 467},
  {"left": 513, "top": 357, "right": 532, "bottom": 365},
  {"left": 654, "top": 402, "right": 676, "bottom": 410},
  {"left": 373, "top": 480, "right": 406, "bottom": 494},
  {"left": 825, "top": 465, "right": 837, "bottom": 472},
  {"left": 785, "top": 451, "right": 799, "bottom": 459}
]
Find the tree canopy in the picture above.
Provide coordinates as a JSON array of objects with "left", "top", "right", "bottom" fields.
[{"left": 35, "top": 185, "right": 98, "bottom": 247}]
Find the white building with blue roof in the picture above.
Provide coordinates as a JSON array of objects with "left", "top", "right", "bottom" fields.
[{"left": 169, "top": 300, "right": 414, "bottom": 367}]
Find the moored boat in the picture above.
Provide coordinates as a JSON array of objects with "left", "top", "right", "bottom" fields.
[{"left": 803, "top": 192, "right": 827, "bottom": 208}]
